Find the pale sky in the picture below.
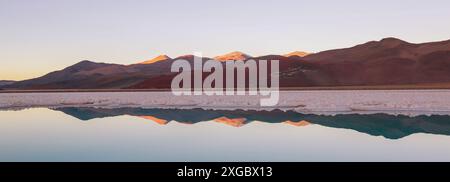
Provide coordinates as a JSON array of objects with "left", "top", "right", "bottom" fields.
[{"left": 1, "top": 0, "right": 450, "bottom": 80}]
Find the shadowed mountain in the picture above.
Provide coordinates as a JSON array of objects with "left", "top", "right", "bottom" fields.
[
  {"left": 4, "top": 37, "right": 450, "bottom": 89},
  {"left": 4, "top": 59, "right": 177, "bottom": 89},
  {"left": 0, "top": 80, "right": 15, "bottom": 87},
  {"left": 137, "top": 55, "right": 171, "bottom": 64},
  {"left": 301, "top": 38, "right": 450, "bottom": 86},
  {"left": 53, "top": 107, "right": 450, "bottom": 139},
  {"left": 4, "top": 60, "right": 133, "bottom": 89}
]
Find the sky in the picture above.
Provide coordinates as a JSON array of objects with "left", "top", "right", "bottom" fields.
[{"left": 1, "top": 0, "right": 450, "bottom": 81}]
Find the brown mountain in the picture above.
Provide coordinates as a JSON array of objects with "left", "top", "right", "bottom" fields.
[
  {"left": 4, "top": 60, "right": 175, "bottom": 89},
  {"left": 3, "top": 37, "right": 450, "bottom": 89},
  {"left": 300, "top": 37, "right": 450, "bottom": 86}
]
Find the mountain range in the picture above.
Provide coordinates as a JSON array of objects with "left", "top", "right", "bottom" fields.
[{"left": 2, "top": 37, "right": 450, "bottom": 90}]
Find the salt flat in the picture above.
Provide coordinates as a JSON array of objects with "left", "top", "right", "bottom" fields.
[{"left": 1, "top": 90, "right": 450, "bottom": 116}]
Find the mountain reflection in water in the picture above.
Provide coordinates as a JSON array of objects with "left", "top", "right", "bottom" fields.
[{"left": 53, "top": 107, "right": 450, "bottom": 140}]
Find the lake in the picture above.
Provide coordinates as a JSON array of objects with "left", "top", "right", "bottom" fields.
[{"left": 1, "top": 107, "right": 450, "bottom": 162}]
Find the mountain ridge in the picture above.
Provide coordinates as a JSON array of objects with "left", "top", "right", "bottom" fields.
[
  {"left": 3, "top": 37, "right": 450, "bottom": 89},
  {"left": 138, "top": 55, "right": 171, "bottom": 64}
]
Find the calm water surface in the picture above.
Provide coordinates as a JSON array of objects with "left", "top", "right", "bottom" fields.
[{"left": 1, "top": 107, "right": 450, "bottom": 162}]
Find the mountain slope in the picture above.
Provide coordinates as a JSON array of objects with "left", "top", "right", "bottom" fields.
[{"left": 300, "top": 38, "right": 450, "bottom": 86}]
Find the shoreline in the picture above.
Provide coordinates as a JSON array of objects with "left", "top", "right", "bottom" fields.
[
  {"left": 2, "top": 84, "right": 450, "bottom": 93},
  {"left": 1, "top": 90, "right": 450, "bottom": 116}
]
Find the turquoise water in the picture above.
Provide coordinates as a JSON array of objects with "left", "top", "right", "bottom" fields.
[{"left": 1, "top": 107, "right": 450, "bottom": 162}]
